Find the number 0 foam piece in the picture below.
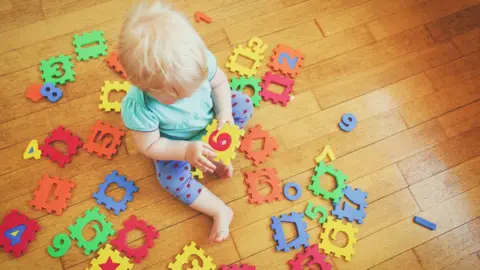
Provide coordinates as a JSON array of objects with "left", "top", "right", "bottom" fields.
[
  {"left": 332, "top": 186, "right": 368, "bottom": 224},
  {"left": 268, "top": 44, "right": 304, "bottom": 78},
  {"left": 93, "top": 171, "right": 139, "bottom": 215},
  {"left": 308, "top": 162, "right": 347, "bottom": 204},
  {"left": 244, "top": 168, "right": 283, "bottom": 204},
  {"left": 413, "top": 216, "right": 437, "bottom": 231},
  {"left": 30, "top": 174, "right": 75, "bottom": 215},
  {"left": 0, "top": 210, "right": 40, "bottom": 257},
  {"left": 288, "top": 245, "right": 332, "bottom": 270},
  {"left": 239, "top": 124, "right": 279, "bottom": 165},
  {"left": 39, "top": 126, "right": 83, "bottom": 168},
  {"left": 319, "top": 216, "right": 358, "bottom": 262},
  {"left": 230, "top": 76, "right": 262, "bottom": 107},
  {"left": 23, "top": 139, "right": 42, "bottom": 160},
  {"left": 201, "top": 119, "right": 244, "bottom": 165},
  {"left": 88, "top": 244, "right": 134, "bottom": 270},
  {"left": 270, "top": 212, "right": 309, "bottom": 252},
  {"left": 283, "top": 182, "right": 302, "bottom": 201},
  {"left": 168, "top": 241, "right": 216, "bottom": 270}
]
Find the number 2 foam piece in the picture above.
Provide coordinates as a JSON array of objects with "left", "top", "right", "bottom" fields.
[
  {"left": 201, "top": 119, "right": 244, "bottom": 165},
  {"left": 268, "top": 44, "right": 304, "bottom": 78},
  {"left": 338, "top": 113, "right": 357, "bottom": 132}
]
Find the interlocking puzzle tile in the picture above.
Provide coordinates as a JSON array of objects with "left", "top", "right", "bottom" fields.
[
  {"left": 271, "top": 212, "right": 309, "bottom": 252},
  {"left": 308, "top": 162, "right": 348, "bottom": 204},
  {"left": 195, "top": 11, "right": 212, "bottom": 23},
  {"left": 288, "top": 245, "right": 331, "bottom": 270},
  {"left": 268, "top": 44, "right": 304, "bottom": 78},
  {"left": 83, "top": 120, "right": 126, "bottom": 159},
  {"left": 39, "top": 126, "right": 83, "bottom": 168},
  {"left": 230, "top": 76, "right": 262, "bottom": 107},
  {"left": 93, "top": 171, "right": 138, "bottom": 215},
  {"left": 319, "top": 216, "right": 358, "bottom": 261},
  {"left": 25, "top": 84, "right": 44, "bottom": 102},
  {"left": 23, "top": 139, "right": 42, "bottom": 160},
  {"left": 260, "top": 72, "right": 294, "bottom": 106},
  {"left": 226, "top": 37, "right": 268, "bottom": 77},
  {"left": 30, "top": 174, "right": 75, "bottom": 215},
  {"left": 201, "top": 119, "right": 244, "bottom": 165},
  {"left": 73, "top": 30, "right": 108, "bottom": 61},
  {"left": 168, "top": 241, "right": 216, "bottom": 270},
  {"left": 332, "top": 186, "right": 368, "bottom": 224},
  {"left": 220, "top": 264, "right": 256, "bottom": 270},
  {"left": 105, "top": 51, "right": 127, "bottom": 79},
  {"left": 99, "top": 81, "right": 131, "bottom": 112},
  {"left": 239, "top": 124, "right": 279, "bottom": 165},
  {"left": 40, "top": 82, "right": 63, "bottom": 102},
  {"left": 68, "top": 207, "right": 115, "bottom": 255},
  {"left": 0, "top": 210, "right": 40, "bottom": 257},
  {"left": 315, "top": 145, "right": 335, "bottom": 163},
  {"left": 283, "top": 182, "right": 302, "bottom": 201},
  {"left": 305, "top": 201, "right": 329, "bottom": 224},
  {"left": 244, "top": 168, "right": 282, "bottom": 204},
  {"left": 88, "top": 244, "right": 134, "bottom": 270},
  {"left": 338, "top": 113, "right": 357, "bottom": 132},
  {"left": 47, "top": 233, "right": 71, "bottom": 258},
  {"left": 111, "top": 215, "right": 159, "bottom": 263},
  {"left": 40, "top": 55, "right": 75, "bottom": 85}
]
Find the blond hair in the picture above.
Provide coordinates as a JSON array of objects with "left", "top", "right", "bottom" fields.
[{"left": 119, "top": 0, "right": 208, "bottom": 97}]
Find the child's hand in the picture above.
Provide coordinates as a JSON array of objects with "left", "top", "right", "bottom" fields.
[
  {"left": 186, "top": 141, "right": 217, "bottom": 173},
  {"left": 216, "top": 113, "right": 234, "bottom": 130}
]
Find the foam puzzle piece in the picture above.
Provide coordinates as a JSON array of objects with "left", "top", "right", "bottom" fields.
[
  {"left": 220, "top": 264, "right": 256, "bottom": 270},
  {"left": 68, "top": 207, "right": 115, "bottom": 255},
  {"left": 226, "top": 37, "right": 268, "bottom": 77},
  {"left": 245, "top": 168, "right": 283, "bottom": 204},
  {"left": 268, "top": 44, "right": 304, "bottom": 78},
  {"left": 305, "top": 201, "right": 329, "bottom": 224},
  {"left": 288, "top": 244, "right": 332, "bottom": 270},
  {"left": 195, "top": 11, "right": 212, "bottom": 23},
  {"left": 319, "top": 216, "right": 358, "bottom": 261},
  {"left": 23, "top": 139, "right": 42, "bottom": 160},
  {"left": 230, "top": 76, "right": 262, "bottom": 107},
  {"left": 308, "top": 162, "right": 348, "bottom": 204},
  {"left": 239, "top": 124, "right": 279, "bottom": 165},
  {"left": 260, "top": 72, "right": 294, "bottom": 106},
  {"left": 191, "top": 167, "right": 204, "bottom": 179},
  {"left": 83, "top": 120, "right": 126, "bottom": 159},
  {"left": 47, "top": 233, "right": 71, "bottom": 258},
  {"left": 0, "top": 210, "right": 40, "bottom": 257},
  {"left": 99, "top": 81, "right": 131, "bottom": 112},
  {"left": 283, "top": 182, "right": 302, "bottom": 201},
  {"left": 40, "top": 82, "right": 63, "bottom": 102},
  {"left": 73, "top": 30, "right": 108, "bottom": 61},
  {"left": 88, "top": 244, "right": 134, "bottom": 270},
  {"left": 413, "top": 216, "right": 436, "bottom": 231},
  {"left": 271, "top": 212, "right": 309, "bottom": 252},
  {"left": 39, "top": 126, "right": 83, "bottom": 168},
  {"left": 40, "top": 55, "right": 75, "bottom": 85},
  {"left": 338, "top": 113, "right": 357, "bottom": 132},
  {"left": 93, "top": 171, "right": 139, "bottom": 215},
  {"left": 168, "top": 241, "right": 216, "bottom": 270},
  {"left": 25, "top": 84, "right": 44, "bottom": 102},
  {"left": 315, "top": 145, "right": 336, "bottom": 163},
  {"left": 30, "top": 174, "right": 75, "bottom": 215},
  {"left": 111, "top": 215, "right": 159, "bottom": 263},
  {"left": 332, "top": 186, "right": 368, "bottom": 224},
  {"left": 201, "top": 119, "right": 244, "bottom": 165},
  {"left": 105, "top": 51, "right": 127, "bottom": 79}
]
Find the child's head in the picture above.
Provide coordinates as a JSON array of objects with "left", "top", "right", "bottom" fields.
[{"left": 119, "top": 1, "right": 208, "bottom": 104}]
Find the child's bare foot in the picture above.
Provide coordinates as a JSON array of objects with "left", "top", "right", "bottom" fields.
[
  {"left": 213, "top": 161, "right": 233, "bottom": 179},
  {"left": 208, "top": 205, "right": 233, "bottom": 243}
]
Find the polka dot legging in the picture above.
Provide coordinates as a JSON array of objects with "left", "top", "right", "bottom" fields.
[{"left": 154, "top": 92, "right": 254, "bottom": 204}]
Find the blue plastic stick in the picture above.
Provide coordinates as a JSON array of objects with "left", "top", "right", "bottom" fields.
[{"left": 413, "top": 216, "right": 436, "bottom": 230}]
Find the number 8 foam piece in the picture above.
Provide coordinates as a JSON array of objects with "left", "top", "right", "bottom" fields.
[
  {"left": 40, "top": 83, "right": 63, "bottom": 102},
  {"left": 338, "top": 113, "right": 357, "bottom": 132}
]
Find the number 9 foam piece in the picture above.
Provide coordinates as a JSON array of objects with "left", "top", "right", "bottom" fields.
[
  {"left": 338, "top": 113, "right": 357, "bottom": 132},
  {"left": 40, "top": 83, "right": 63, "bottom": 102},
  {"left": 40, "top": 55, "right": 75, "bottom": 85},
  {"left": 201, "top": 119, "right": 244, "bottom": 165},
  {"left": 47, "top": 233, "right": 71, "bottom": 258},
  {"left": 226, "top": 37, "right": 268, "bottom": 77}
]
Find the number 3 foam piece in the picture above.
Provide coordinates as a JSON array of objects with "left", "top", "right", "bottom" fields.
[
  {"left": 226, "top": 37, "right": 268, "bottom": 77},
  {"left": 413, "top": 216, "right": 436, "bottom": 231},
  {"left": 169, "top": 241, "right": 216, "bottom": 270},
  {"left": 201, "top": 119, "right": 244, "bottom": 165},
  {"left": 99, "top": 81, "right": 131, "bottom": 112},
  {"left": 338, "top": 113, "right": 357, "bottom": 132},
  {"left": 0, "top": 210, "right": 40, "bottom": 257},
  {"left": 39, "top": 126, "right": 83, "bottom": 168},
  {"left": 244, "top": 168, "right": 283, "bottom": 204},
  {"left": 271, "top": 212, "right": 309, "bottom": 252},
  {"left": 269, "top": 44, "right": 304, "bottom": 78},
  {"left": 40, "top": 82, "right": 63, "bottom": 103},
  {"left": 40, "top": 55, "right": 75, "bottom": 85},
  {"left": 88, "top": 244, "right": 134, "bottom": 270},
  {"left": 319, "top": 216, "right": 358, "bottom": 262},
  {"left": 260, "top": 72, "right": 294, "bottom": 107}
]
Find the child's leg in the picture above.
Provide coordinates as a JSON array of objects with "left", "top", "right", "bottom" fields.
[{"left": 155, "top": 160, "right": 233, "bottom": 242}]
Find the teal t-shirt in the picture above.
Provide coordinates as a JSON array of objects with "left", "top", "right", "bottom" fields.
[{"left": 121, "top": 50, "right": 217, "bottom": 141}]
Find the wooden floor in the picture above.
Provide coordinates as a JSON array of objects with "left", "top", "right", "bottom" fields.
[{"left": 1, "top": 0, "right": 480, "bottom": 269}]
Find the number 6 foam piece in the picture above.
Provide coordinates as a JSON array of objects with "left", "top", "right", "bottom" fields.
[
  {"left": 201, "top": 119, "right": 244, "bottom": 165},
  {"left": 269, "top": 44, "right": 304, "bottom": 78}
]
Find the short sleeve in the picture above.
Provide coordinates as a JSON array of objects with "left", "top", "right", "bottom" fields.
[
  {"left": 121, "top": 87, "right": 159, "bottom": 132},
  {"left": 206, "top": 50, "right": 217, "bottom": 81}
]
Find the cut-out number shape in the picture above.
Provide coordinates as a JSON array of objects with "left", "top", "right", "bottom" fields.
[
  {"left": 5, "top": 225, "right": 26, "bottom": 246},
  {"left": 209, "top": 130, "right": 232, "bottom": 151},
  {"left": 338, "top": 113, "right": 357, "bottom": 132},
  {"left": 40, "top": 83, "right": 63, "bottom": 103},
  {"left": 315, "top": 145, "right": 336, "bottom": 163},
  {"left": 305, "top": 201, "right": 328, "bottom": 224},
  {"left": 47, "top": 233, "right": 71, "bottom": 258},
  {"left": 278, "top": 53, "right": 299, "bottom": 69}
]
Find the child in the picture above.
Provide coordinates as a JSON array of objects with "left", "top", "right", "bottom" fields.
[{"left": 118, "top": 1, "right": 253, "bottom": 243}]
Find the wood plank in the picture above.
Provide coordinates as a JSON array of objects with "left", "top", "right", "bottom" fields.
[
  {"left": 397, "top": 127, "right": 480, "bottom": 185},
  {"left": 0, "top": 245, "right": 63, "bottom": 270},
  {"left": 426, "top": 5, "right": 480, "bottom": 42},
  {"left": 0, "top": 0, "right": 44, "bottom": 33},
  {"left": 438, "top": 100, "right": 480, "bottom": 138},
  {"left": 0, "top": 0, "right": 12, "bottom": 12},
  {"left": 41, "top": 0, "right": 112, "bottom": 18},
  {"left": 370, "top": 250, "right": 423, "bottom": 270},
  {"left": 414, "top": 217, "right": 480, "bottom": 269},
  {"left": 312, "top": 41, "right": 461, "bottom": 109},
  {"left": 446, "top": 252, "right": 480, "bottom": 270},
  {"left": 409, "top": 155, "right": 480, "bottom": 210},
  {"left": 453, "top": 28, "right": 480, "bottom": 55}
]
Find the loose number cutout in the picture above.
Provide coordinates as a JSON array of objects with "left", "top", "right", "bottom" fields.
[
  {"left": 209, "top": 130, "right": 232, "bottom": 151},
  {"left": 338, "top": 113, "right": 357, "bottom": 132},
  {"left": 315, "top": 145, "right": 336, "bottom": 163},
  {"left": 278, "top": 53, "right": 299, "bottom": 69},
  {"left": 305, "top": 201, "right": 328, "bottom": 224},
  {"left": 47, "top": 233, "right": 71, "bottom": 258}
]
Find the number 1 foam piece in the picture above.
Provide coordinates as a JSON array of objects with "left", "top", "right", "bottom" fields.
[
  {"left": 288, "top": 245, "right": 332, "bottom": 270},
  {"left": 39, "top": 126, "right": 83, "bottom": 168},
  {"left": 226, "top": 37, "right": 268, "bottom": 77},
  {"left": 191, "top": 167, "right": 204, "bottom": 179},
  {"left": 68, "top": 207, "right": 115, "bottom": 255},
  {"left": 99, "top": 81, "right": 131, "bottom": 112},
  {"left": 315, "top": 145, "right": 335, "bottom": 163},
  {"left": 201, "top": 119, "right": 244, "bottom": 165},
  {"left": 413, "top": 216, "right": 436, "bottom": 231},
  {"left": 244, "top": 168, "right": 283, "bottom": 204},
  {"left": 0, "top": 210, "right": 40, "bottom": 257},
  {"left": 30, "top": 174, "right": 75, "bottom": 215},
  {"left": 93, "top": 171, "right": 138, "bottom": 215},
  {"left": 73, "top": 30, "right": 108, "bottom": 61},
  {"left": 271, "top": 212, "right": 309, "bottom": 252},
  {"left": 23, "top": 139, "right": 42, "bottom": 160},
  {"left": 230, "top": 76, "right": 262, "bottom": 107},
  {"left": 308, "top": 162, "right": 347, "bottom": 204},
  {"left": 268, "top": 44, "right": 304, "bottom": 78},
  {"left": 168, "top": 241, "right": 216, "bottom": 270},
  {"left": 260, "top": 72, "right": 294, "bottom": 107},
  {"left": 239, "top": 124, "right": 279, "bottom": 165},
  {"left": 47, "top": 233, "right": 71, "bottom": 258},
  {"left": 88, "top": 244, "right": 134, "bottom": 270},
  {"left": 332, "top": 186, "right": 368, "bottom": 224},
  {"left": 40, "top": 55, "right": 75, "bottom": 85},
  {"left": 319, "top": 216, "right": 358, "bottom": 262}
]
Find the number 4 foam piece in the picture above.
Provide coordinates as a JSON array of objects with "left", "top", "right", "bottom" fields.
[
  {"left": 319, "top": 216, "right": 358, "bottom": 261},
  {"left": 288, "top": 245, "right": 332, "bottom": 270},
  {"left": 30, "top": 174, "right": 75, "bottom": 215},
  {"left": 0, "top": 210, "right": 41, "bottom": 257},
  {"left": 23, "top": 139, "right": 42, "bottom": 160},
  {"left": 268, "top": 44, "right": 304, "bottom": 78},
  {"left": 88, "top": 244, "right": 134, "bottom": 270},
  {"left": 271, "top": 212, "right": 309, "bottom": 252},
  {"left": 413, "top": 216, "right": 436, "bottom": 230},
  {"left": 168, "top": 241, "right": 216, "bottom": 270},
  {"left": 39, "top": 126, "right": 83, "bottom": 168},
  {"left": 244, "top": 168, "right": 283, "bottom": 204},
  {"left": 240, "top": 124, "right": 279, "bottom": 165}
]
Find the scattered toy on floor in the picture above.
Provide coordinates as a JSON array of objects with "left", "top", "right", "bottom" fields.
[
  {"left": 40, "top": 55, "right": 75, "bottom": 85},
  {"left": 260, "top": 72, "right": 295, "bottom": 107},
  {"left": 245, "top": 168, "right": 283, "bottom": 204},
  {"left": 288, "top": 244, "right": 332, "bottom": 270},
  {"left": 40, "top": 82, "right": 63, "bottom": 103},
  {"left": 269, "top": 44, "right": 304, "bottom": 78},
  {"left": 93, "top": 171, "right": 139, "bottom": 215},
  {"left": 25, "top": 84, "right": 44, "bottom": 102},
  {"left": 83, "top": 120, "right": 126, "bottom": 160},
  {"left": 201, "top": 120, "right": 244, "bottom": 165},
  {"left": 194, "top": 11, "right": 212, "bottom": 23},
  {"left": 315, "top": 145, "right": 335, "bottom": 163},
  {"left": 319, "top": 216, "right": 358, "bottom": 262},
  {"left": 304, "top": 201, "right": 329, "bottom": 224},
  {"left": 230, "top": 76, "right": 262, "bottom": 107},
  {"left": 87, "top": 244, "right": 134, "bottom": 270},
  {"left": 30, "top": 174, "right": 75, "bottom": 215},
  {"left": 99, "top": 81, "right": 131, "bottom": 112},
  {"left": 239, "top": 124, "right": 279, "bottom": 165},
  {"left": 283, "top": 182, "right": 302, "bottom": 201},
  {"left": 226, "top": 37, "right": 267, "bottom": 77},
  {"left": 105, "top": 51, "right": 127, "bottom": 79},
  {"left": 73, "top": 30, "right": 108, "bottom": 61},
  {"left": 271, "top": 212, "right": 309, "bottom": 252},
  {"left": 39, "top": 126, "right": 83, "bottom": 168},
  {"left": 332, "top": 186, "right": 368, "bottom": 224},
  {"left": 413, "top": 216, "right": 436, "bottom": 231},
  {"left": 338, "top": 113, "right": 357, "bottom": 132},
  {"left": 309, "top": 162, "right": 348, "bottom": 204}
]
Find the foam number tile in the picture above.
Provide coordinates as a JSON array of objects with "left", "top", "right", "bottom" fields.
[
  {"left": 47, "top": 233, "right": 71, "bottom": 258},
  {"left": 105, "top": 51, "right": 127, "bottom": 79},
  {"left": 87, "top": 244, "right": 134, "bottom": 270},
  {"left": 168, "top": 241, "right": 216, "bottom": 270},
  {"left": 201, "top": 119, "right": 244, "bottom": 165},
  {"left": 338, "top": 113, "right": 357, "bottom": 132},
  {"left": 83, "top": 120, "right": 126, "bottom": 159},
  {"left": 304, "top": 201, "right": 329, "bottom": 224},
  {"left": 269, "top": 44, "right": 305, "bottom": 78},
  {"left": 315, "top": 145, "right": 336, "bottom": 164},
  {"left": 230, "top": 76, "right": 262, "bottom": 107},
  {"left": 260, "top": 72, "right": 295, "bottom": 107},
  {"left": 0, "top": 210, "right": 40, "bottom": 257},
  {"left": 99, "top": 81, "right": 131, "bottom": 112},
  {"left": 40, "top": 82, "right": 63, "bottom": 103},
  {"left": 39, "top": 126, "right": 83, "bottom": 168},
  {"left": 271, "top": 212, "right": 309, "bottom": 252},
  {"left": 308, "top": 162, "right": 348, "bottom": 204},
  {"left": 319, "top": 216, "right": 358, "bottom": 261},
  {"left": 226, "top": 37, "right": 268, "bottom": 77},
  {"left": 245, "top": 168, "right": 283, "bottom": 204},
  {"left": 30, "top": 174, "right": 75, "bottom": 215},
  {"left": 239, "top": 124, "right": 279, "bottom": 165},
  {"left": 93, "top": 171, "right": 138, "bottom": 215},
  {"left": 40, "top": 54, "right": 75, "bottom": 85},
  {"left": 288, "top": 245, "right": 332, "bottom": 270},
  {"left": 68, "top": 207, "right": 115, "bottom": 255},
  {"left": 332, "top": 186, "right": 368, "bottom": 224},
  {"left": 23, "top": 139, "right": 42, "bottom": 160},
  {"left": 73, "top": 30, "right": 108, "bottom": 61}
]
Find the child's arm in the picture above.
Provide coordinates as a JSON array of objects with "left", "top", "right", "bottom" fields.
[
  {"left": 210, "top": 68, "right": 233, "bottom": 129},
  {"left": 131, "top": 130, "right": 217, "bottom": 172}
]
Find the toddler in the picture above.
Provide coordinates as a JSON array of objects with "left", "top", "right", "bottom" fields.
[{"left": 118, "top": 1, "right": 253, "bottom": 243}]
